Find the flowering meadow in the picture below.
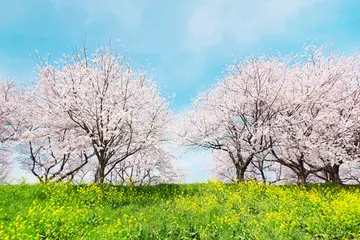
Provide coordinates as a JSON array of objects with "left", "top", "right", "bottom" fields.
[{"left": 0, "top": 181, "right": 359, "bottom": 239}]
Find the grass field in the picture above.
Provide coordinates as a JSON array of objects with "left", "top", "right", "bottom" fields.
[{"left": 0, "top": 181, "right": 360, "bottom": 239}]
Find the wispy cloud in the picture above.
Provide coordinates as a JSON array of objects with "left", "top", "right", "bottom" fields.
[
  {"left": 186, "top": 0, "right": 324, "bottom": 50},
  {"left": 49, "top": 0, "right": 148, "bottom": 28}
]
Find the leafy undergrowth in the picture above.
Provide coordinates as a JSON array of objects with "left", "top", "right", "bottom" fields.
[{"left": 0, "top": 181, "right": 359, "bottom": 239}]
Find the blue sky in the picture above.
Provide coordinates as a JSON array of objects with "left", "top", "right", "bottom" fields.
[{"left": 2, "top": 0, "right": 360, "bottom": 182}]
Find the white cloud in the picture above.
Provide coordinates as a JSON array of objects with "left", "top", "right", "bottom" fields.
[
  {"left": 186, "top": 0, "right": 323, "bottom": 50},
  {"left": 49, "top": 0, "right": 148, "bottom": 28}
]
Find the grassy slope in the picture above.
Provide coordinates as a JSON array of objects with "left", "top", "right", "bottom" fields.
[{"left": 0, "top": 182, "right": 360, "bottom": 240}]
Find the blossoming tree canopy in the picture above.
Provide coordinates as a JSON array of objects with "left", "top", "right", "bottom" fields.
[
  {"left": 181, "top": 54, "right": 293, "bottom": 182},
  {"left": 29, "top": 46, "right": 172, "bottom": 183}
]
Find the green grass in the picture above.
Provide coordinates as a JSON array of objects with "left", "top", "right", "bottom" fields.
[{"left": 1, "top": 181, "right": 360, "bottom": 239}]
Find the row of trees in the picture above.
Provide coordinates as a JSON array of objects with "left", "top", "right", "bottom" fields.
[
  {"left": 0, "top": 44, "right": 359, "bottom": 185},
  {"left": 180, "top": 45, "right": 360, "bottom": 184}
]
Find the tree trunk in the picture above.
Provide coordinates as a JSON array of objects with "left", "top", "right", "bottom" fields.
[
  {"left": 297, "top": 157, "right": 308, "bottom": 185},
  {"left": 236, "top": 166, "right": 245, "bottom": 182},
  {"left": 298, "top": 174, "right": 307, "bottom": 185},
  {"left": 95, "top": 164, "right": 105, "bottom": 184},
  {"left": 328, "top": 164, "right": 342, "bottom": 184}
]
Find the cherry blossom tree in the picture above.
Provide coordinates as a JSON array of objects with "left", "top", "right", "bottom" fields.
[
  {"left": 182, "top": 44, "right": 360, "bottom": 185},
  {"left": 271, "top": 46, "right": 360, "bottom": 184},
  {"left": 32, "top": 45, "right": 172, "bottom": 183},
  {"left": 180, "top": 55, "right": 291, "bottom": 182}
]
